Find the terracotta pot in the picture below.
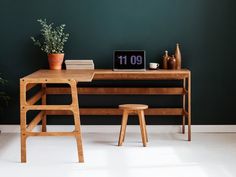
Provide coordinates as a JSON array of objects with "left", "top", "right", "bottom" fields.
[{"left": 48, "top": 53, "right": 64, "bottom": 70}]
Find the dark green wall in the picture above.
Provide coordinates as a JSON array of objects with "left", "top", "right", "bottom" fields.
[{"left": 0, "top": 0, "right": 235, "bottom": 125}]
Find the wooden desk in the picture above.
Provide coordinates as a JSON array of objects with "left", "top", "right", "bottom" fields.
[{"left": 20, "top": 69, "right": 191, "bottom": 163}]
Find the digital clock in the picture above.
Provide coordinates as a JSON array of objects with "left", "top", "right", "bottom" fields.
[{"left": 113, "top": 50, "right": 146, "bottom": 71}]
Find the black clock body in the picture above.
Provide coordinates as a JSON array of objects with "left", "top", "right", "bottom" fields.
[{"left": 113, "top": 50, "right": 146, "bottom": 71}]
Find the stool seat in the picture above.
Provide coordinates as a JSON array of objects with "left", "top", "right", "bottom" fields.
[{"left": 119, "top": 104, "right": 148, "bottom": 110}]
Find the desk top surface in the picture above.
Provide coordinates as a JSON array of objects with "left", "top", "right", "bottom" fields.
[
  {"left": 22, "top": 70, "right": 95, "bottom": 82},
  {"left": 22, "top": 69, "right": 190, "bottom": 82}
]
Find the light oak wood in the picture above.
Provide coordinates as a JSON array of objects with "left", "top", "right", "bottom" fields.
[
  {"left": 20, "top": 69, "right": 192, "bottom": 163},
  {"left": 20, "top": 79, "right": 27, "bottom": 163},
  {"left": 118, "top": 110, "right": 128, "bottom": 146},
  {"left": 70, "top": 80, "right": 84, "bottom": 163},
  {"left": 26, "top": 111, "right": 43, "bottom": 131},
  {"left": 118, "top": 105, "right": 148, "bottom": 147},
  {"left": 26, "top": 132, "right": 77, "bottom": 136},
  {"left": 26, "top": 83, "right": 38, "bottom": 91},
  {"left": 142, "top": 112, "right": 148, "bottom": 142},
  {"left": 22, "top": 70, "right": 94, "bottom": 82},
  {"left": 188, "top": 73, "right": 191, "bottom": 141},
  {"left": 20, "top": 73, "right": 89, "bottom": 163},
  {"left": 46, "top": 108, "right": 186, "bottom": 116},
  {"left": 23, "top": 105, "right": 73, "bottom": 111},
  {"left": 27, "top": 90, "right": 43, "bottom": 105},
  {"left": 46, "top": 87, "right": 187, "bottom": 95},
  {"left": 122, "top": 115, "right": 128, "bottom": 143},
  {"left": 41, "top": 84, "right": 47, "bottom": 132},
  {"left": 182, "top": 79, "right": 186, "bottom": 134},
  {"left": 93, "top": 69, "right": 190, "bottom": 80},
  {"left": 138, "top": 110, "right": 147, "bottom": 147},
  {"left": 119, "top": 104, "right": 149, "bottom": 110}
]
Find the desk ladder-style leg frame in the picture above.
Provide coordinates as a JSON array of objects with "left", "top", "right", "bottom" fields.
[
  {"left": 182, "top": 74, "right": 191, "bottom": 141},
  {"left": 70, "top": 80, "right": 84, "bottom": 163},
  {"left": 20, "top": 79, "right": 84, "bottom": 163},
  {"left": 41, "top": 83, "right": 47, "bottom": 132},
  {"left": 187, "top": 73, "right": 191, "bottom": 141}
]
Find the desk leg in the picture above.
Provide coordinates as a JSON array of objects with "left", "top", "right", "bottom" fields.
[
  {"left": 70, "top": 80, "right": 84, "bottom": 163},
  {"left": 188, "top": 74, "right": 191, "bottom": 141},
  {"left": 42, "top": 84, "right": 47, "bottom": 132},
  {"left": 20, "top": 79, "right": 27, "bottom": 163},
  {"left": 182, "top": 78, "right": 186, "bottom": 134}
]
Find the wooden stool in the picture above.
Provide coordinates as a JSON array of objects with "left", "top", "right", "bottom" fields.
[{"left": 118, "top": 104, "right": 148, "bottom": 147}]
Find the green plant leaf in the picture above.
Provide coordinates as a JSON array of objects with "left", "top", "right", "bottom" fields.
[{"left": 31, "top": 18, "right": 69, "bottom": 54}]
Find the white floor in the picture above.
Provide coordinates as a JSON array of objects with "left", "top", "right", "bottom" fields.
[{"left": 0, "top": 126, "right": 236, "bottom": 177}]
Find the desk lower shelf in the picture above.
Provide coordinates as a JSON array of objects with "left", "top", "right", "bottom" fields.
[{"left": 46, "top": 108, "right": 188, "bottom": 116}]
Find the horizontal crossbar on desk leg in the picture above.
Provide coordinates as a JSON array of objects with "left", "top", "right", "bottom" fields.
[
  {"left": 23, "top": 105, "right": 73, "bottom": 111},
  {"left": 46, "top": 87, "right": 187, "bottom": 95},
  {"left": 26, "top": 132, "right": 77, "bottom": 136},
  {"left": 46, "top": 108, "right": 185, "bottom": 116}
]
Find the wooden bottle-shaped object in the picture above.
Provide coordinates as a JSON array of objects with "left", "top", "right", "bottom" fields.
[
  {"left": 168, "top": 55, "right": 177, "bottom": 70},
  {"left": 175, "top": 43, "right": 181, "bottom": 69},
  {"left": 162, "top": 50, "right": 169, "bottom": 69}
]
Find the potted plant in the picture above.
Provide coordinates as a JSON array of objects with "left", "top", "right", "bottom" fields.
[{"left": 31, "top": 19, "right": 69, "bottom": 70}]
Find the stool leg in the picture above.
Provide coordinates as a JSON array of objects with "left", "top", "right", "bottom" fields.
[
  {"left": 122, "top": 111, "right": 129, "bottom": 143},
  {"left": 118, "top": 110, "right": 128, "bottom": 146},
  {"left": 138, "top": 110, "right": 147, "bottom": 147},
  {"left": 142, "top": 114, "right": 148, "bottom": 142}
]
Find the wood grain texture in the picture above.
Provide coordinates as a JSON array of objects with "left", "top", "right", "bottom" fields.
[
  {"left": 118, "top": 110, "right": 128, "bottom": 146},
  {"left": 182, "top": 78, "right": 186, "bottom": 134},
  {"left": 20, "top": 77, "right": 86, "bottom": 163},
  {"left": 188, "top": 73, "right": 191, "bottom": 141},
  {"left": 21, "top": 69, "right": 190, "bottom": 81},
  {"left": 41, "top": 84, "right": 47, "bottom": 132},
  {"left": 22, "top": 70, "right": 94, "bottom": 82},
  {"left": 93, "top": 69, "right": 190, "bottom": 80},
  {"left": 46, "top": 108, "right": 186, "bottom": 116},
  {"left": 46, "top": 87, "right": 187, "bottom": 95},
  {"left": 119, "top": 104, "right": 148, "bottom": 110},
  {"left": 20, "top": 69, "right": 192, "bottom": 163},
  {"left": 20, "top": 79, "right": 27, "bottom": 163},
  {"left": 27, "top": 90, "right": 43, "bottom": 105},
  {"left": 70, "top": 79, "right": 84, "bottom": 163},
  {"left": 26, "top": 132, "right": 77, "bottom": 136},
  {"left": 118, "top": 106, "right": 148, "bottom": 147},
  {"left": 26, "top": 111, "right": 43, "bottom": 131},
  {"left": 138, "top": 110, "right": 147, "bottom": 147},
  {"left": 26, "top": 83, "right": 38, "bottom": 91}
]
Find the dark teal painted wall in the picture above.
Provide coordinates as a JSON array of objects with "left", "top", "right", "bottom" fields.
[{"left": 0, "top": 0, "right": 235, "bottom": 125}]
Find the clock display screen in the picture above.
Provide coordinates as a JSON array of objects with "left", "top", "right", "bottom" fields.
[{"left": 113, "top": 51, "right": 146, "bottom": 70}]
